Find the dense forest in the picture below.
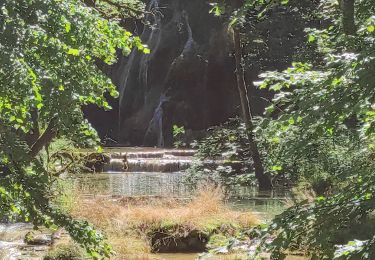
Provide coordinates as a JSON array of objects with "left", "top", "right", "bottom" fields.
[{"left": 0, "top": 0, "right": 375, "bottom": 259}]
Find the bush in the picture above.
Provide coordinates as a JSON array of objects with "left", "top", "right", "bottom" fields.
[
  {"left": 186, "top": 118, "right": 257, "bottom": 186},
  {"left": 186, "top": 117, "right": 371, "bottom": 197}
]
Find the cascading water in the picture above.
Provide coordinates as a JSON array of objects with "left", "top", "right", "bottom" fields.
[
  {"left": 112, "top": 0, "right": 239, "bottom": 146},
  {"left": 180, "top": 10, "right": 196, "bottom": 57},
  {"left": 143, "top": 94, "right": 170, "bottom": 147},
  {"left": 82, "top": 147, "right": 198, "bottom": 197},
  {"left": 138, "top": 0, "right": 161, "bottom": 91},
  {"left": 103, "top": 147, "right": 196, "bottom": 173}
]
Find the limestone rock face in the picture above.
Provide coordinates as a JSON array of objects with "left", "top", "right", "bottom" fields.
[
  {"left": 84, "top": 0, "right": 317, "bottom": 147},
  {"left": 110, "top": 0, "right": 238, "bottom": 147}
]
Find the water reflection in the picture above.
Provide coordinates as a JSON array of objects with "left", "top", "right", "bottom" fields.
[
  {"left": 76, "top": 172, "right": 192, "bottom": 197},
  {"left": 74, "top": 172, "right": 288, "bottom": 219}
]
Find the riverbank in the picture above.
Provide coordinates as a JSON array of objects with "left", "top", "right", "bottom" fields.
[
  {"left": 0, "top": 146, "right": 288, "bottom": 259},
  {"left": 0, "top": 181, "right": 302, "bottom": 260},
  {"left": 70, "top": 184, "right": 259, "bottom": 259}
]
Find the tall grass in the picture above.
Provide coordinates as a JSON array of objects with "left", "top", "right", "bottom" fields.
[{"left": 70, "top": 184, "right": 258, "bottom": 259}]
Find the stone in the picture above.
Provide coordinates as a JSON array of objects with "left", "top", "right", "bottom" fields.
[
  {"left": 24, "top": 232, "right": 52, "bottom": 246},
  {"left": 151, "top": 229, "right": 209, "bottom": 253}
]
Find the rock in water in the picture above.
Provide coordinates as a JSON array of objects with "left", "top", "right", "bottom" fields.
[{"left": 24, "top": 232, "right": 52, "bottom": 246}]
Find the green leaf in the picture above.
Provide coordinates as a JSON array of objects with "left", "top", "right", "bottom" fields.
[
  {"left": 65, "top": 22, "right": 71, "bottom": 33},
  {"left": 271, "top": 165, "right": 282, "bottom": 171},
  {"left": 96, "top": 146, "right": 103, "bottom": 153},
  {"left": 308, "top": 34, "right": 316, "bottom": 43},
  {"left": 67, "top": 48, "right": 80, "bottom": 56},
  {"left": 36, "top": 103, "right": 44, "bottom": 110},
  {"left": 143, "top": 48, "right": 151, "bottom": 54}
]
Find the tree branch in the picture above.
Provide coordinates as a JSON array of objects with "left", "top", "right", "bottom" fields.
[{"left": 29, "top": 118, "right": 58, "bottom": 158}]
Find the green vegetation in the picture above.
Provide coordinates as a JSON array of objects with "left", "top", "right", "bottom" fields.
[
  {"left": 194, "top": 0, "right": 375, "bottom": 259},
  {"left": 70, "top": 185, "right": 258, "bottom": 258},
  {"left": 0, "top": 0, "right": 147, "bottom": 257},
  {"left": 2, "top": 0, "right": 375, "bottom": 259},
  {"left": 172, "top": 125, "right": 186, "bottom": 148},
  {"left": 186, "top": 118, "right": 258, "bottom": 186},
  {"left": 44, "top": 243, "right": 86, "bottom": 260},
  {"left": 252, "top": 0, "right": 375, "bottom": 258}
]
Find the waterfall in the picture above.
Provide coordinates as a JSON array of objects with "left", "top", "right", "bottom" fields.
[
  {"left": 118, "top": 0, "right": 163, "bottom": 138},
  {"left": 143, "top": 94, "right": 170, "bottom": 147},
  {"left": 139, "top": 0, "right": 162, "bottom": 91},
  {"left": 180, "top": 10, "right": 196, "bottom": 57},
  {"left": 115, "top": 0, "right": 237, "bottom": 146}
]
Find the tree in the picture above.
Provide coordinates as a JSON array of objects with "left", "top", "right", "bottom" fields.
[
  {"left": 0, "top": 0, "right": 147, "bottom": 257},
  {"left": 253, "top": 0, "right": 375, "bottom": 258},
  {"left": 209, "top": 0, "right": 274, "bottom": 190},
  {"left": 232, "top": 28, "right": 272, "bottom": 190},
  {"left": 341, "top": 0, "right": 356, "bottom": 35}
]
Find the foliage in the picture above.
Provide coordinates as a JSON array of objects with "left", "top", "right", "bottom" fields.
[
  {"left": 0, "top": 0, "right": 147, "bottom": 257},
  {"left": 187, "top": 116, "right": 368, "bottom": 195},
  {"left": 256, "top": 122, "right": 370, "bottom": 195},
  {"left": 250, "top": 0, "right": 375, "bottom": 259},
  {"left": 85, "top": 0, "right": 145, "bottom": 20},
  {"left": 51, "top": 177, "right": 80, "bottom": 214},
  {"left": 172, "top": 124, "right": 186, "bottom": 148},
  {"left": 186, "top": 118, "right": 257, "bottom": 186}
]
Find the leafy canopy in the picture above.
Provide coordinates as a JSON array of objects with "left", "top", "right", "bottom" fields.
[
  {"left": 0, "top": 0, "right": 147, "bottom": 257},
  {"left": 252, "top": 0, "right": 375, "bottom": 259}
]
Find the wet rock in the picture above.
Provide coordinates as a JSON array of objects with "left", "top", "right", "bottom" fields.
[
  {"left": 103, "top": 148, "right": 197, "bottom": 172},
  {"left": 24, "top": 232, "right": 52, "bottom": 246},
  {"left": 151, "top": 229, "right": 209, "bottom": 253},
  {"left": 84, "top": 153, "right": 111, "bottom": 173},
  {"left": 93, "top": 0, "right": 239, "bottom": 147},
  {"left": 84, "top": 0, "right": 318, "bottom": 147}
]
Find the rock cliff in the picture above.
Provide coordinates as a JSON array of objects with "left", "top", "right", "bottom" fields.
[{"left": 84, "top": 0, "right": 317, "bottom": 146}]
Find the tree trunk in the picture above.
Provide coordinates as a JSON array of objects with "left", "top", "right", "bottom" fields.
[
  {"left": 341, "top": 0, "right": 356, "bottom": 35},
  {"left": 29, "top": 118, "right": 58, "bottom": 158},
  {"left": 25, "top": 108, "right": 40, "bottom": 147},
  {"left": 233, "top": 28, "right": 272, "bottom": 190}
]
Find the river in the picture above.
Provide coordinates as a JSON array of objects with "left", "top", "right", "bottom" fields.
[{"left": 0, "top": 147, "right": 290, "bottom": 259}]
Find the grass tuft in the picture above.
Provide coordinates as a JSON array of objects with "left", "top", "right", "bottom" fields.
[{"left": 70, "top": 184, "right": 258, "bottom": 258}]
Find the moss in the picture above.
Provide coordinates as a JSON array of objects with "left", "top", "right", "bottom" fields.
[
  {"left": 43, "top": 243, "right": 85, "bottom": 260},
  {"left": 208, "top": 234, "right": 230, "bottom": 248}
]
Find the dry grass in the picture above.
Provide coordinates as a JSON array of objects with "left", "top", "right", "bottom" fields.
[{"left": 70, "top": 184, "right": 258, "bottom": 258}]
